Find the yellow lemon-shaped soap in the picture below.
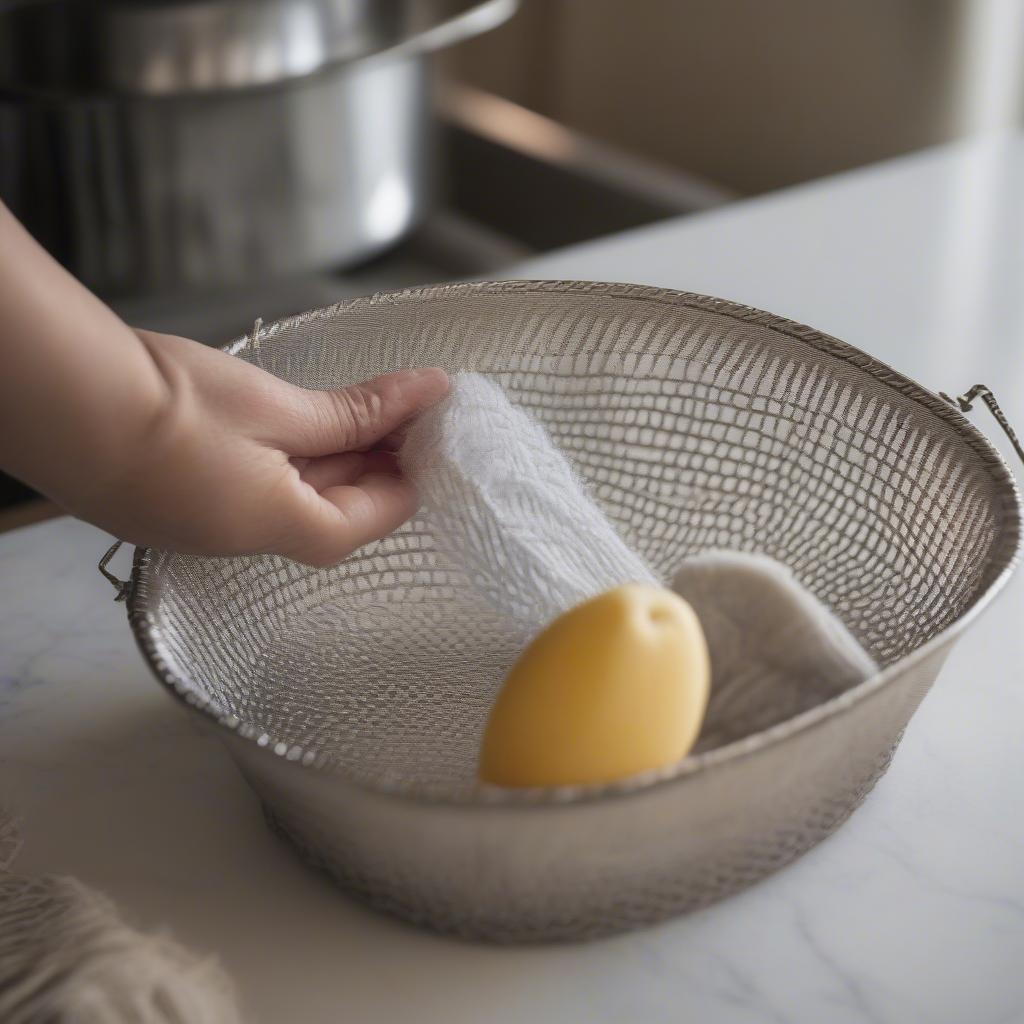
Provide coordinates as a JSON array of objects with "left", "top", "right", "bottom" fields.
[{"left": 479, "top": 584, "right": 710, "bottom": 787}]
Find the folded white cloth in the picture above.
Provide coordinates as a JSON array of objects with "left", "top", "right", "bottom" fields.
[
  {"left": 672, "top": 552, "right": 877, "bottom": 750},
  {"left": 401, "top": 372, "right": 658, "bottom": 635},
  {"left": 401, "top": 373, "right": 876, "bottom": 753}
]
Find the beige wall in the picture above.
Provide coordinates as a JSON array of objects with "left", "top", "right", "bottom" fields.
[{"left": 444, "top": 0, "right": 988, "bottom": 194}]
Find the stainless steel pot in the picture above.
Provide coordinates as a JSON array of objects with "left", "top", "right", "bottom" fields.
[{"left": 0, "top": 0, "right": 515, "bottom": 296}]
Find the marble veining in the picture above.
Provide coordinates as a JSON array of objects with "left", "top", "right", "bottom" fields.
[{"left": 3, "top": 513, "right": 1022, "bottom": 1024}]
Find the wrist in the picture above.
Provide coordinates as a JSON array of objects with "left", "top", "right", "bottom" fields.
[
  {"left": 1, "top": 323, "right": 174, "bottom": 515},
  {"left": 0, "top": 203, "right": 181, "bottom": 525}
]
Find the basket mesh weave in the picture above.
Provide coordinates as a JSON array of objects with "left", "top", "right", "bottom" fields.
[{"left": 129, "top": 281, "right": 1020, "bottom": 941}]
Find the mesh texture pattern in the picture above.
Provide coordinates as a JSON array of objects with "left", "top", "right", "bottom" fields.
[{"left": 128, "top": 281, "right": 1021, "bottom": 941}]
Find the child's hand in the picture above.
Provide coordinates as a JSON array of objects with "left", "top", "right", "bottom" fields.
[
  {"left": 0, "top": 201, "right": 448, "bottom": 565},
  {"left": 88, "top": 330, "right": 449, "bottom": 565}
]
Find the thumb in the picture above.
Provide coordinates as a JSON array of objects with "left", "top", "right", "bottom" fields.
[{"left": 283, "top": 368, "right": 449, "bottom": 456}]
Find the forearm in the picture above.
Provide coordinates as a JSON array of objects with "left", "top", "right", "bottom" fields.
[{"left": 0, "top": 202, "right": 167, "bottom": 506}]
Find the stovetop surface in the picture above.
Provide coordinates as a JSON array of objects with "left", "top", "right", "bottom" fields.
[{"left": 109, "top": 210, "right": 528, "bottom": 347}]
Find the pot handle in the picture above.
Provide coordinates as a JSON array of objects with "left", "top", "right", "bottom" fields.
[
  {"left": 389, "top": 0, "right": 519, "bottom": 60},
  {"left": 939, "top": 384, "right": 1024, "bottom": 469}
]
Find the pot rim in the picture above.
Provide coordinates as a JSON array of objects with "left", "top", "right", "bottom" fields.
[{"left": 0, "top": 0, "right": 517, "bottom": 99}]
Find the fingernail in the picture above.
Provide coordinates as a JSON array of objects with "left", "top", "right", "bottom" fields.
[{"left": 410, "top": 368, "right": 450, "bottom": 398}]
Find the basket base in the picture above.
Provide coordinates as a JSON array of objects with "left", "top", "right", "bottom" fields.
[{"left": 257, "top": 743, "right": 898, "bottom": 945}]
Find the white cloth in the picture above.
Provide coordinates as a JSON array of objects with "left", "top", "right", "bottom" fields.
[
  {"left": 400, "top": 372, "right": 659, "bottom": 635},
  {"left": 401, "top": 373, "right": 877, "bottom": 751},
  {"left": 672, "top": 552, "right": 877, "bottom": 750}
]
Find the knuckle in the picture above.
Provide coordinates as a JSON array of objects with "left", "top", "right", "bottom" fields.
[{"left": 336, "top": 384, "right": 384, "bottom": 446}]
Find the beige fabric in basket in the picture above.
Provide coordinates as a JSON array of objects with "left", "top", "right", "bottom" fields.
[{"left": 674, "top": 552, "right": 877, "bottom": 751}]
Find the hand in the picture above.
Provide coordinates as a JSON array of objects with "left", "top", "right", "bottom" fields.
[
  {"left": 0, "top": 202, "right": 449, "bottom": 565},
  {"left": 76, "top": 330, "right": 449, "bottom": 566}
]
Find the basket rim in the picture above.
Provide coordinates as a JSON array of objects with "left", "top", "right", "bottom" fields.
[{"left": 126, "top": 278, "right": 1024, "bottom": 807}]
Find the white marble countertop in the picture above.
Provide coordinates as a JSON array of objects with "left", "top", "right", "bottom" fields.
[{"left": 3, "top": 134, "right": 1024, "bottom": 1024}]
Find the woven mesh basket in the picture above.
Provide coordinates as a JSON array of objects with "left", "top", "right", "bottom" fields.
[{"left": 125, "top": 281, "right": 1021, "bottom": 942}]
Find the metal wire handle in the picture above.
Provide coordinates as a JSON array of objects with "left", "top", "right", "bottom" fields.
[
  {"left": 98, "top": 541, "right": 130, "bottom": 602},
  {"left": 939, "top": 384, "right": 1024, "bottom": 469}
]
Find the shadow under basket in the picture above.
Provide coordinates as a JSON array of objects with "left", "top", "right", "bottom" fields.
[{"left": 124, "top": 281, "right": 1021, "bottom": 942}]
